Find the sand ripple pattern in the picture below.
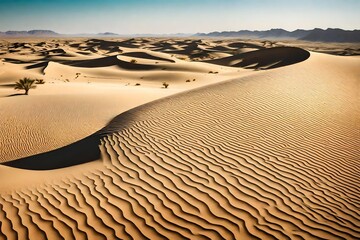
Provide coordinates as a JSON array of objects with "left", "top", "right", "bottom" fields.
[{"left": 1, "top": 71, "right": 359, "bottom": 239}]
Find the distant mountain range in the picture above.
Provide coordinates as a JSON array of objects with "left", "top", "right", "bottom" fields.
[
  {"left": 0, "top": 30, "right": 59, "bottom": 36},
  {"left": 0, "top": 30, "right": 121, "bottom": 37},
  {"left": 1, "top": 28, "right": 359, "bottom": 42},
  {"left": 0, "top": 30, "right": 189, "bottom": 38},
  {"left": 196, "top": 28, "right": 360, "bottom": 42}
]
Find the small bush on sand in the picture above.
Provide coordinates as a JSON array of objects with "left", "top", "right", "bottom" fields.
[
  {"left": 135, "top": 83, "right": 141, "bottom": 86},
  {"left": 14, "top": 77, "right": 36, "bottom": 95},
  {"left": 163, "top": 82, "right": 169, "bottom": 88},
  {"left": 186, "top": 79, "right": 191, "bottom": 82},
  {"left": 130, "top": 59, "right": 137, "bottom": 64},
  {"left": 35, "top": 79, "right": 45, "bottom": 84}
]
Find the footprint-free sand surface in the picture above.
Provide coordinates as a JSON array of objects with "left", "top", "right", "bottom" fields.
[{"left": 0, "top": 38, "right": 359, "bottom": 239}]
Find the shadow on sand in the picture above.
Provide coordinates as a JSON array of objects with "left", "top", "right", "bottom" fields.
[
  {"left": 5, "top": 93, "right": 25, "bottom": 97},
  {"left": 206, "top": 47, "right": 311, "bottom": 69},
  {"left": 2, "top": 135, "right": 101, "bottom": 170}
]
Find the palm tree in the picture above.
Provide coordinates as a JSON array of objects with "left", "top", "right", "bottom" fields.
[{"left": 14, "top": 77, "right": 37, "bottom": 95}]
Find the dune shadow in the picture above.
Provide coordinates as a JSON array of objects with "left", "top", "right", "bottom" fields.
[
  {"left": 2, "top": 135, "right": 101, "bottom": 170},
  {"left": 206, "top": 47, "right": 310, "bottom": 69},
  {"left": 26, "top": 61, "right": 48, "bottom": 70},
  {"left": 237, "top": 47, "right": 310, "bottom": 69},
  {"left": 3, "top": 58, "right": 29, "bottom": 64},
  {"left": 228, "top": 42, "right": 265, "bottom": 49},
  {"left": 121, "top": 52, "right": 175, "bottom": 63},
  {"left": 0, "top": 83, "right": 16, "bottom": 88},
  {"left": 62, "top": 55, "right": 160, "bottom": 70},
  {"left": 5, "top": 93, "right": 25, "bottom": 97}
]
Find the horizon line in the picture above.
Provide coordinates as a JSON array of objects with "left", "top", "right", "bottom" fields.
[{"left": 1, "top": 27, "right": 359, "bottom": 36}]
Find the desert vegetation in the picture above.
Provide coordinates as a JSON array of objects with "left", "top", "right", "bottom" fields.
[
  {"left": 35, "top": 79, "right": 45, "bottom": 84},
  {"left": 162, "top": 82, "right": 169, "bottom": 88},
  {"left": 14, "top": 77, "right": 37, "bottom": 95}
]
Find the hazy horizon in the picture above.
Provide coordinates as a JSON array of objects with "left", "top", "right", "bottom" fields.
[{"left": 0, "top": 0, "right": 359, "bottom": 34}]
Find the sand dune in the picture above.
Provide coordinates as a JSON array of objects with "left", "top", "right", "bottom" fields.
[
  {"left": 0, "top": 38, "right": 359, "bottom": 239},
  {"left": 64, "top": 55, "right": 160, "bottom": 70},
  {"left": 0, "top": 83, "right": 183, "bottom": 162},
  {"left": 206, "top": 47, "right": 310, "bottom": 69},
  {"left": 1, "top": 38, "right": 249, "bottom": 162},
  {"left": 121, "top": 51, "right": 175, "bottom": 63}
]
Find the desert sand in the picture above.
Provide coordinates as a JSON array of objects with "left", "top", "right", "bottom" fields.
[{"left": 0, "top": 37, "right": 359, "bottom": 239}]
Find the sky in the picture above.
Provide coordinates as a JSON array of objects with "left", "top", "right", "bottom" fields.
[{"left": 0, "top": 0, "right": 359, "bottom": 34}]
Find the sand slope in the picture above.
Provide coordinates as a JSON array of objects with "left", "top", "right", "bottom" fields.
[
  {"left": 1, "top": 38, "right": 253, "bottom": 163},
  {"left": 0, "top": 51, "right": 359, "bottom": 239}
]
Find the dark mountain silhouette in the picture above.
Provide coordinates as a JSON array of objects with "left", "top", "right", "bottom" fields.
[
  {"left": 196, "top": 29, "right": 309, "bottom": 39},
  {"left": 300, "top": 28, "right": 360, "bottom": 42},
  {"left": 196, "top": 28, "right": 360, "bottom": 42}
]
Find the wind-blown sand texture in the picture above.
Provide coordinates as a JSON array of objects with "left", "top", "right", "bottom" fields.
[{"left": 0, "top": 38, "right": 359, "bottom": 239}]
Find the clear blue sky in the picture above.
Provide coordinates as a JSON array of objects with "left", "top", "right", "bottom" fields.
[{"left": 0, "top": 0, "right": 359, "bottom": 34}]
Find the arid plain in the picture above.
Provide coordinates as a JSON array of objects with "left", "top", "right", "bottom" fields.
[{"left": 0, "top": 37, "right": 359, "bottom": 239}]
